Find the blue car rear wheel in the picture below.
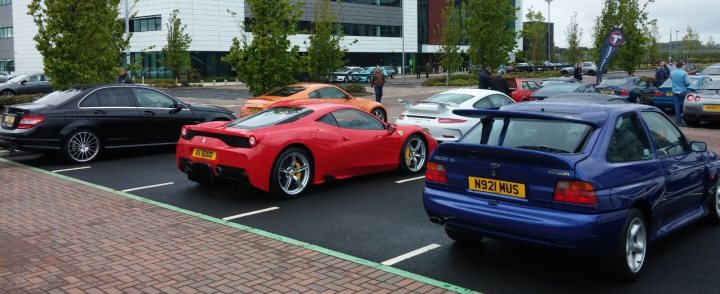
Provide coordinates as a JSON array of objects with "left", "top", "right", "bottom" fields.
[
  {"left": 707, "top": 180, "right": 720, "bottom": 225},
  {"left": 607, "top": 208, "right": 647, "bottom": 282}
]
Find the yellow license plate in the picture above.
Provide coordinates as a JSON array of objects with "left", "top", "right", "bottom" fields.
[
  {"left": 601, "top": 90, "right": 614, "bottom": 94},
  {"left": 468, "top": 177, "right": 526, "bottom": 198},
  {"left": 192, "top": 148, "right": 217, "bottom": 160},
  {"left": 3, "top": 115, "right": 15, "bottom": 125},
  {"left": 666, "top": 92, "right": 673, "bottom": 96},
  {"left": 703, "top": 105, "right": 720, "bottom": 112},
  {"left": 248, "top": 108, "right": 262, "bottom": 114}
]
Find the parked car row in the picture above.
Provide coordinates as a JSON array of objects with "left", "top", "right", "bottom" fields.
[
  {"left": 0, "top": 73, "right": 54, "bottom": 96},
  {"left": 331, "top": 66, "right": 396, "bottom": 84}
]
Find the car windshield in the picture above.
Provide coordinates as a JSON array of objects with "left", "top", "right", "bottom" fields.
[
  {"left": 701, "top": 81, "right": 720, "bottom": 90},
  {"left": 460, "top": 117, "right": 593, "bottom": 153},
  {"left": 265, "top": 86, "right": 306, "bottom": 97},
  {"left": 701, "top": 67, "right": 720, "bottom": 75},
  {"left": 228, "top": 107, "right": 313, "bottom": 130},
  {"left": 535, "top": 84, "right": 581, "bottom": 95},
  {"left": 599, "top": 78, "right": 628, "bottom": 86},
  {"left": 32, "top": 90, "right": 81, "bottom": 106},
  {"left": 6, "top": 74, "right": 31, "bottom": 83},
  {"left": 660, "top": 77, "right": 703, "bottom": 88},
  {"left": 426, "top": 93, "right": 474, "bottom": 106}
]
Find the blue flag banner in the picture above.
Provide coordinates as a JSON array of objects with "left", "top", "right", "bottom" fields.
[{"left": 596, "top": 28, "right": 624, "bottom": 84}]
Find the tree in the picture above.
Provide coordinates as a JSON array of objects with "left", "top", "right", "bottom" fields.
[
  {"left": 464, "top": 0, "right": 518, "bottom": 69},
  {"left": 437, "top": 0, "right": 464, "bottom": 74},
  {"left": 161, "top": 9, "right": 192, "bottom": 82},
  {"left": 523, "top": 7, "right": 546, "bottom": 64},
  {"left": 707, "top": 36, "right": 717, "bottom": 48},
  {"left": 223, "top": 0, "right": 302, "bottom": 96},
  {"left": 28, "top": 0, "right": 130, "bottom": 89},
  {"left": 592, "top": 0, "right": 651, "bottom": 76},
  {"left": 644, "top": 19, "right": 660, "bottom": 64},
  {"left": 681, "top": 26, "right": 701, "bottom": 59},
  {"left": 565, "top": 12, "right": 583, "bottom": 63},
  {"left": 305, "top": 0, "right": 348, "bottom": 82}
]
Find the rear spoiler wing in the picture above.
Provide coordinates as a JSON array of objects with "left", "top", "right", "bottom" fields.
[
  {"left": 398, "top": 99, "right": 453, "bottom": 110},
  {"left": 453, "top": 109, "right": 600, "bottom": 128}
]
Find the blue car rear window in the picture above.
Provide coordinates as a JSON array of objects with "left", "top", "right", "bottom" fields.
[{"left": 460, "top": 117, "right": 593, "bottom": 154}]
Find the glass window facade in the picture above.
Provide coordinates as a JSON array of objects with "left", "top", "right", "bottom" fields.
[
  {"left": 245, "top": 18, "right": 401, "bottom": 37},
  {"left": 130, "top": 16, "right": 162, "bottom": 32},
  {"left": 127, "top": 51, "right": 233, "bottom": 79},
  {"left": 0, "top": 0, "right": 10, "bottom": 6},
  {"left": 0, "top": 60, "right": 13, "bottom": 72},
  {"left": 0, "top": 26, "right": 12, "bottom": 39},
  {"left": 340, "top": 0, "right": 401, "bottom": 7}
]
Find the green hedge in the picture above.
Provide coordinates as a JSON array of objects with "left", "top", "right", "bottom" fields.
[
  {"left": 342, "top": 83, "right": 367, "bottom": 94},
  {"left": 0, "top": 94, "right": 45, "bottom": 111}
]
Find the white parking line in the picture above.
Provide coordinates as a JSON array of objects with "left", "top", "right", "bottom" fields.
[
  {"left": 51, "top": 166, "right": 91, "bottom": 173},
  {"left": 395, "top": 176, "right": 425, "bottom": 184},
  {"left": 222, "top": 207, "right": 280, "bottom": 221},
  {"left": 121, "top": 182, "right": 175, "bottom": 192},
  {"left": 381, "top": 244, "right": 442, "bottom": 266}
]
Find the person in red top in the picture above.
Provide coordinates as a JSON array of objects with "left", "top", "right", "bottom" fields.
[{"left": 371, "top": 65, "right": 386, "bottom": 103}]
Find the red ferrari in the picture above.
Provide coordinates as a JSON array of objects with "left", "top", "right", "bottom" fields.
[{"left": 176, "top": 103, "right": 437, "bottom": 198}]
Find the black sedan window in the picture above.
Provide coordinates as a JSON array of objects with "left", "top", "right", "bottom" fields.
[
  {"left": 33, "top": 90, "right": 82, "bottom": 106},
  {"left": 132, "top": 88, "right": 176, "bottom": 108},
  {"left": 228, "top": 107, "right": 313, "bottom": 130},
  {"left": 95, "top": 88, "right": 134, "bottom": 107}
]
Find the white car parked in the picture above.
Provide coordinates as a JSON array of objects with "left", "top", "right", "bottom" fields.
[
  {"left": 331, "top": 67, "right": 362, "bottom": 83},
  {"left": 395, "top": 89, "right": 515, "bottom": 142}
]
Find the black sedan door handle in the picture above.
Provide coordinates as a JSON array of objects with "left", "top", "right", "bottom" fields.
[
  {"left": 93, "top": 110, "right": 106, "bottom": 115},
  {"left": 144, "top": 111, "right": 156, "bottom": 116}
]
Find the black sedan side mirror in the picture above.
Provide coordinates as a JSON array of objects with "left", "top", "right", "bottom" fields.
[
  {"left": 169, "top": 104, "right": 183, "bottom": 114},
  {"left": 691, "top": 141, "right": 707, "bottom": 152},
  {"left": 20, "top": 80, "right": 27, "bottom": 85}
]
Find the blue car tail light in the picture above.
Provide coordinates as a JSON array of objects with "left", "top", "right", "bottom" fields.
[
  {"left": 426, "top": 162, "right": 447, "bottom": 184},
  {"left": 553, "top": 180, "right": 597, "bottom": 205}
]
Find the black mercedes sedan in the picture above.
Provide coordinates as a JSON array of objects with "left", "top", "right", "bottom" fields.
[{"left": 0, "top": 85, "right": 236, "bottom": 163}]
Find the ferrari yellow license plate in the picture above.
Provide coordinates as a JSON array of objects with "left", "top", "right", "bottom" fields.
[
  {"left": 468, "top": 177, "right": 526, "bottom": 198},
  {"left": 3, "top": 115, "right": 15, "bottom": 125},
  {"left": 703, "top": 105, "right": 720, "bottom": 112},
  {"left": 192, "top": 148, "right": 216, "bottom": 160}
]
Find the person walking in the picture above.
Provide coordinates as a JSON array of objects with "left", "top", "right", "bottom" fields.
[
  {"left": 490, "top": 70, "right": 510, "bottom": 96},
  {"left": 371, "top": 65, "right": 386, "bottom": 103},
  {"left": 669, "top": 61, "right": 690, "bottom": 124},
  {"left": 478, "top": 66, "right": 492, "bottom": 89},
  {"left": 425, "top": 62, "right": 432, "bottom": 78},
  {"left": 115, "top": 67, "right": 133, "bottom": 84},
  {"left": 655, "top": 61, "right": 669, "bottom": 87},
  {"left": 573, "top": 61, "right": 583, "bottom": 82}
]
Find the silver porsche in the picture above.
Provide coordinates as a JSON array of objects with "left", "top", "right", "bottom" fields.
[{"left": 683, "top": 80, "right": 720, "bottom": 127}]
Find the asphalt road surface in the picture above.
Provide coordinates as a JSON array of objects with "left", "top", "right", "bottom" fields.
[{"left": 6, "top": 145, "right": 720, "bottom": 293}]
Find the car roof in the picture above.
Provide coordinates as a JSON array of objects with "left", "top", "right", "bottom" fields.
[
  {"left": 271, "top": 101, "right": 363, "bottom": 112},
  {"left": 435, "top": 89, "right": 502, "bottom": 96},
  {"left": 286, "top": 83, "right": 340, "bottom": 91},
  {"left": 495, "top": 101, "right": 654, "bottom": 125},
  {"left": 543, "top": 93, "right": 628, "bottom": 103}
]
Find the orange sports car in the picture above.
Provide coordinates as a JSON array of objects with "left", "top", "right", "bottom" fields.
[{"left": 240, "top": 83, "right": 388, "bottom": 121}]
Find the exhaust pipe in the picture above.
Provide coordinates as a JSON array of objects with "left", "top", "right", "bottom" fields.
[
  {"left": 181, "top": 161, "right": 193, "bottom": 173},
  {"left": 215, "top": 166, "right": 223, "bottom": 176},
  {"left": 429, "top": 217, "right": 446, "bottom": 225}
]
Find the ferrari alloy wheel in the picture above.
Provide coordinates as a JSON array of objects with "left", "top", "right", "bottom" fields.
[
  {"left": 371, "top": 108, "right": 387, "bottom": 122},
  {"left": 63, "top": 129, "right": 101, "bottom": 163},
  {"left": 607, "top": 208, "right": 647, "bottom": 281},
  {"left": 707, "top": 180, "right": 720, "bottom": 225},
  {"left": 399, "top": 135, "right": 427, "bottom": 174},
  {"left": 270, "top": 148, "right": 312, "bottom": 199}
]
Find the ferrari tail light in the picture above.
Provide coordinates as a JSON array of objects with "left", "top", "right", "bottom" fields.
[
  {"left": 248, "top": 135, "right": 257, "bottom": 147},
  {"left": 553, "top": 181, "right": 597, "bottom": 205},
  {"left": 180, "top": 126, "right": 191, "bottom": 139},
  {"left": 686, "top": 94, "right": 695, "bottom": 102},
  {"left": 17, "top": 115, "right": 45, "bottom": 129},
  {"left": 438, "top": 117, "right": 467, "bottom": 124},
  {"left": 619, "top": 89, "right": 629, "bottom": 97},
  {"left": 426, "top": 162, "right": 447, "bottom": 184}
]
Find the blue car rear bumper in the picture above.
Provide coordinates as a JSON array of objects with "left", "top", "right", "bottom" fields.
[
  {"left": 424, "top": 187, "right": 628, "bottom": 253},
  {"left": 653, "top": 96, "right": 675, "bottom": 108}
]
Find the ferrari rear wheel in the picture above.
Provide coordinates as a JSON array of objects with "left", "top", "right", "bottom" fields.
[
  {"left": 399, "top": 135, "right": 427, "bottom": 174},
  {"left": 270, "top": 148, "right": 312, "bottom": 199}
]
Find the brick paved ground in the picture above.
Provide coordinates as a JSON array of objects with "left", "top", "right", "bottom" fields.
[{"left": 0, "top": 162, "right": 458, "bottom": 294}]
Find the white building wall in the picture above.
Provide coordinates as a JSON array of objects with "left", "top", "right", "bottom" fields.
[{"left": 12, "top": 0, "right": 42, "bottom": 73}]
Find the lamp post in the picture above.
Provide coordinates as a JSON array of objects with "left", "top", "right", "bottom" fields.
[
  {"left": 675, "top": 30, "right": 679, "bottom": 61},
  {"left": 545, "top": 0, "right": 553, "bottom": 63}
]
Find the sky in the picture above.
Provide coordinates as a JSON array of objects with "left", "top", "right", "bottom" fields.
[{"left": 523, "top": 0, "right": 718, "bottom": 48}]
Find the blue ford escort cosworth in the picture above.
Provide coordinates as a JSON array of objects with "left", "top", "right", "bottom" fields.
[{"left": 423, "top": 101, "right": 720, "bottom": 281}]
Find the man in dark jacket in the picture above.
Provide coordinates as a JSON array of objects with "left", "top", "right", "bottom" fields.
[
  {"left": 655, "top": 61, "right": 669, "bottom": 87},
  {"left": 490, "top": 70, "right": 510, "bottom": 96},
  {"left": 573, "top": 61, "right": 583, "bottom": 82},
  {"left": 371, "top": 65, "right": 386, "bottom": 103},
  {"left": 115, "top": 68, "right": 133, "bottom": 84},
  {"left": 478, "top": 66, "right": 492, "bottom": 89}
]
